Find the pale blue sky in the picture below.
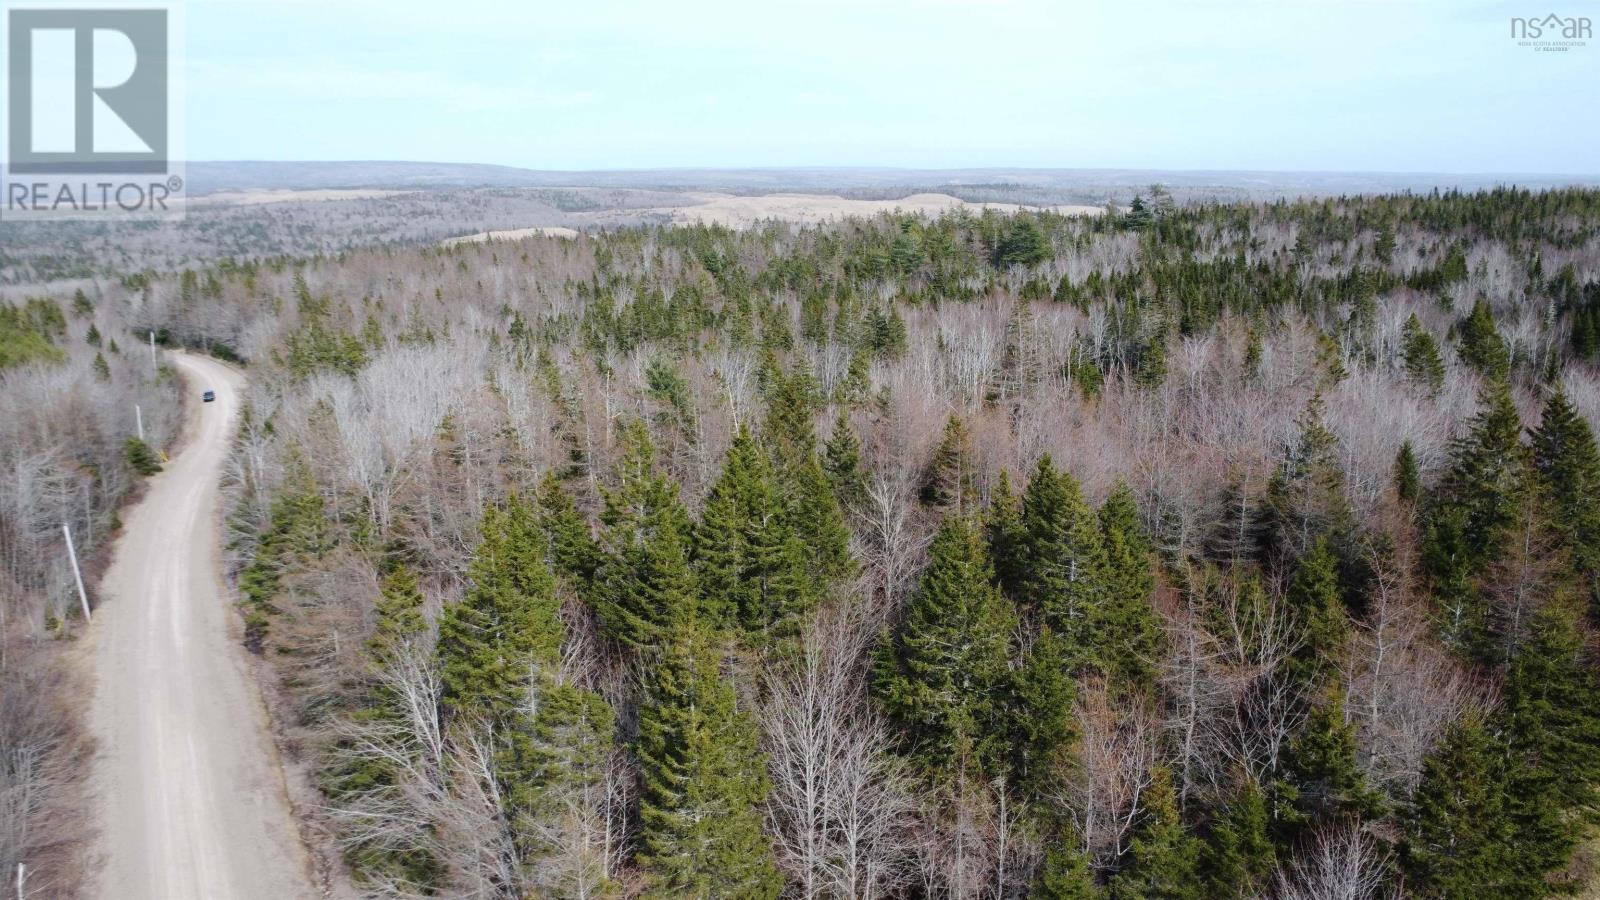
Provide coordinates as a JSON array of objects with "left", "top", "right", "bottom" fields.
[{"left": 183, "top": 0, "right": 1599, "bottom": 173}]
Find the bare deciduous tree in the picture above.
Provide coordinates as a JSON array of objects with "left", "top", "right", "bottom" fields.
[
  {"left": 1060, "top": 678, "right": 1157, "bottom": 871},
  {"left": 761, "top": 607, "right": 915, "bottom": 900},
  {"left": 1274, "top": 825, "right": 1393, "bottom": 900}
]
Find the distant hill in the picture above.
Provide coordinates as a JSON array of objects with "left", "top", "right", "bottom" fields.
[
  {"left": 6, "top": 163, "right": 1598, "bottom": 291},
  {"left": 183, "top": 161, "right": 560, "bottom": 194},
  {"left": 186, "top": 161, "right": 1600, "bottom": 201}
]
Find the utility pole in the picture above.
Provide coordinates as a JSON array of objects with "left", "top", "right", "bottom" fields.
[
  {"left": 149, "top": 330, "right": 157, "bottom": 375},
  {"left": 62, "top": 524, "right": 91, "bottom": 622},
  {"left": 135, "top": 404, "right": 144, "bottom": 442},
  {"left": 15, "top": 862, "right": 24, "bottom": 899}
]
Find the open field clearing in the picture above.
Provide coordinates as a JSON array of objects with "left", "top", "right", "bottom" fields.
[
  {"left": 442, "top": 225, "right": 581, "bottom": 244},
  {"left": 655, "top": 191, "right": 1105, "bottom": 228}
]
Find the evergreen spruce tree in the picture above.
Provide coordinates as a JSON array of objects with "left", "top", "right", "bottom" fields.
[
  {"left": 1495, "top": 600, "right": 1600, "bottom": 891},
  {"left": 436, "top": 498, "right": 616, "bottom": 891},
  {"left": 1282, "top": 685, "right": 1380, "bottom": 829},
  {"left": 784, "top": 457, "right": 857, "bottom": 594},
  {"left": 1010, "top": 627, "right": 1078, "bottom": 794},
  {"left": 336, "top": 564, "right": 430, "bottom": 799},
  {"left": 1243, "top": 327, "right": 1263, "bottom": 381},
  {"left": 1435, "top": 381, "right": 1527, "bottom": 561},
  {"left": 1283, "top": 538, "right": 1348, "bottom": 689},
  {"left": 822, "top": 408, "right": 868, "bottom": 514},
  {"left": 436, "top": 498, "right": 561, "bottom": 721},
  {"left": 338, "top": 562, "right": 444, "bottom": 887},
  {"left": 1347, "top": 286, "right": 1380, "bottom": 364},
  {"left": 764, "top": 366, "right": 820, "bottom": 464},
  {"left": 1208, "top": 466, "right": 1262, "bottom": 565},
  {"left": 1395, "top": 440, "right": 1421, "bottom": 503},
  {"left": 695, "top": 427, "right": 811, "bottom": 637},
  {"left": 696, "top": 429, "right": 763, "bottom": 599},
  {"left": 1033, "top": 836, "right": 1101, "bottom": 900},
  {"left": 1575, "top": 307, "right": 1600, "bottom": 362},
  {"left": 872, "top": 306, "right": 907, "bottom": 359},
  {"left": 1529, "top": 389, "right": 1600, "bottom": 605},
  {"left": 600, "top": 495, "right": 696, "bottom": 651},
  {"left": 368, "top": 563, "right": 427, "bottom": 670},
  {"left": 1375, "top": 223, "right": 1397, "bottom": 265},
  {"left": 502, "top": 681, "right": 616, "bottom": 897},
  {"left": 1317, "top": 331, "right": 1350, "bottom": 383},
  {"left": 1019, "top": 455, "right": 1107, "bottom": 667},
  {"left": 1203, "top": 781, "right": 1275, "bottom": 900},
  {"left": 986, "top": 469, "right": 1028, "bottom": 598},
  {"left": 873, "top": 514, "right": 1017, "bottom": 777},
  {"left": 1401, "top": 314, "right": 1447, "bottom": 395},
  {"left": 636, "top": 622, "right": 781, "bottom": 899},
  {"left": 1402, "top": 718, "right": 1523, "bottom": 898},
  {"left": 595, "top": 420, "right": 700, "bottom": 649},
  {"left": 762, "top": 376, "right": 857, "bottom": 596},
  {"left": 1096, "top": 484, "right": 1163, "bottom": 690},
  {"left": 1108, "top": 767, "right": 1204, "bottom": 900},
  {"left": 920, "top": 415, "right": 979, "bottom": 514},
  {"left": 1456, "top": 298, "right": 1512, "bottom": 382},
  {"left": 837, "top": 346, "right": 871, "bottom": 406},
  {"left": 123, "top": 436, "right": 161, "bottom": 476},
  {"left": 1422, "top": 505, "right": 1480, "bottom": 657},
  {"left": 1124, "top": 196, "right": 1154, "bottom": 231},
  {"left": 1425, "top": 382, "right": 1529, "bottom": 655},
  {"left": 1135, "top": 328, "right": 1169, "bottom": 389},
  {"left": 534, "top": 470, "right": 600, "bottom": 587},
  {"left": 1259, "top": 396, "right": 1352, "bottom": 565},
  {"left": 1484, "top": 479, "right": 1571, "bottom": 662},
  {"left": 996, "top": 216, "right": 1050, "bottom": 267},
  {"left": 238, "top": 455, "right": 327, "bottom": 653},
  {"left": 1001, "top": 299, "right": 1045, "bottom": 397}
]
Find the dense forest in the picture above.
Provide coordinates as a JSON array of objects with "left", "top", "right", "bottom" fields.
[{"left": 10, "top": 186, "right": 1600, "bottom": 898}]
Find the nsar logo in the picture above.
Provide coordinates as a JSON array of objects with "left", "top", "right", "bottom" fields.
[{"left": 1510, "top": 13, "right": 1592, "bottom": 52}]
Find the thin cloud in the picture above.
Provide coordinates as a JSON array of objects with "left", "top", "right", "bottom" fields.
[{"left": 187, "top": 59, "right": 596, "bottom": 112}]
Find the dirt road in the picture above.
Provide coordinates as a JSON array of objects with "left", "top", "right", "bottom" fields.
[{"left": 85, "top": 353, "right": 314, "bottom": 900}]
